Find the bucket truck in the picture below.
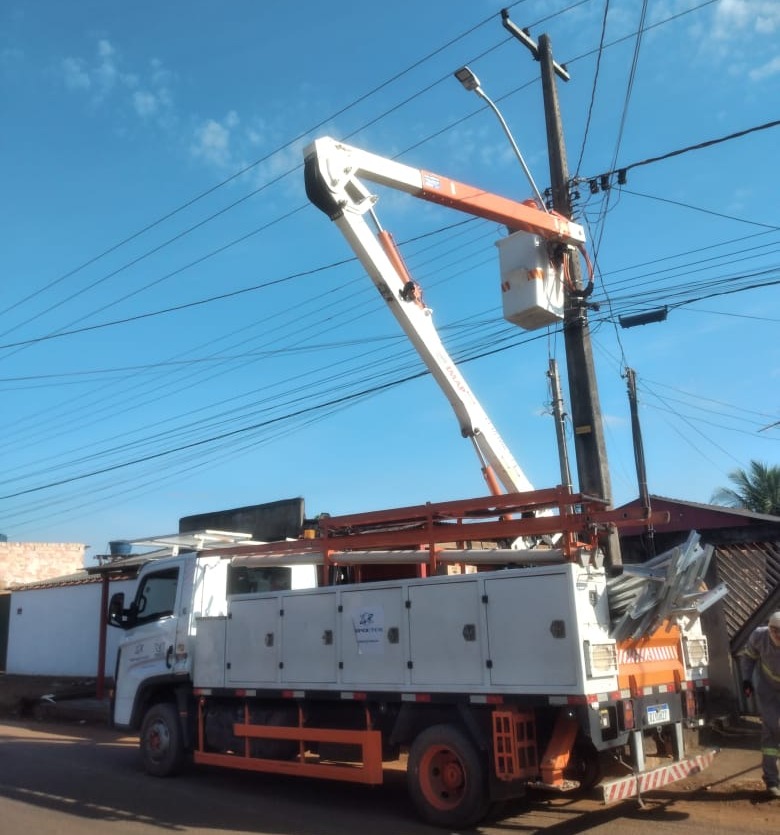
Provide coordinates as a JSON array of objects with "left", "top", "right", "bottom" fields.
[{"left": 105, "top": 139, "right": 720, "bottom": 830}]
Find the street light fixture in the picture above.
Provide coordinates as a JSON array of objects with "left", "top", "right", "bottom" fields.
[
  {"left": 454, "top": 66, "right": 480, "bottom": 92},
  {"left": 454, "top": 65, "right": 548, "bottom": 212}
]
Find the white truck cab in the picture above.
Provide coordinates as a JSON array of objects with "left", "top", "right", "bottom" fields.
[
  {"left": 110, "top": 547, "right": 316, "bottom": 728},
  {"left": 111, "top": 553, "right": 224, "bottom": 727}
]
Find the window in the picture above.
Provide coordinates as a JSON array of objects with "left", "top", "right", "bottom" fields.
[
  {"left": 228, "top": 565, "right": 291, "bottom": 595},
  {"left": 134, "top": 567, "right": 179, "bottom": 624}
]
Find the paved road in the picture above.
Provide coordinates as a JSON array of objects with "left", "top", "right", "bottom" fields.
[{"left": 0, "top": 720, "right": 776, "bottom": 834}]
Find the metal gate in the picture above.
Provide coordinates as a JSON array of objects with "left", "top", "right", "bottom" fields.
[{"left": 715, "top": 540, "right": 780, "bottom": 653}]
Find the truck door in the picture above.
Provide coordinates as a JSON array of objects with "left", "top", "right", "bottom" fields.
[{"left": 113, "top": 560, "right": 186, "bottom": 727}]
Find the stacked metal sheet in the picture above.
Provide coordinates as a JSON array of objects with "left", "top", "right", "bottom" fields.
[{"left": 607, "top": 531, "right": 728, "bottom": 641}]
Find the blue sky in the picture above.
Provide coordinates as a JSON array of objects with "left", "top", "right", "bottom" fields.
[{"left": 1, "top": 0, "right": 778, "bottom": 558}]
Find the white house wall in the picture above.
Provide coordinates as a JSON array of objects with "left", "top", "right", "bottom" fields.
[{"left": 6, "top": 579, "right": 135, "bottom": 677}]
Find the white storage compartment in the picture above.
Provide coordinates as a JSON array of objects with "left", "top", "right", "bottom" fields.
[
  {"left": 199, "top": 564, "right": 616, "bottom": 697},
  {"left": 496, "top": 231, "right": 564, "bottom": 330},
  {"left": 226, "top": 597, "right": 280, "bottom": 684},
  {"left": 193, "top": 616, "right": 227, "bottom": 688},
  {"left": 281, "top": 591, "right": 338, "bottom": 683},
  {"left": 484, "top": 573, "right": 577, "bottom": 688},
  {"left": 408, "top": 578, "right": 485, "bottom": 685},
  {"left": 340, "top": 586, "right": 406, "bottom": 684}
]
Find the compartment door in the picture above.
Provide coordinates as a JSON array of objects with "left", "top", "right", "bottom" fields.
[
  {"left": 408, "top": 579, "right": 484, "bottom": 686},
  {"left": 226, "top": 597, "right": 280, "bottom": 684},
  {"left": 340, "top": 587, "right": 406, "bottom": 685},
  {"left": 484, "top": 574, "right": 576, "bottom": 687},
  {"left": 281, "top": 592, "right": 338, "bottom": 684}
]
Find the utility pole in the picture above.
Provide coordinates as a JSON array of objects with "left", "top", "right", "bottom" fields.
[
  {"left": 502, "top": 12, "right": 621, "bottom": 567},
  {"left": 625, "top": 367, "right": 655, "bottom": 554},
  {"left": 547, "top": 358, "right": 572, "bottom": 493}
]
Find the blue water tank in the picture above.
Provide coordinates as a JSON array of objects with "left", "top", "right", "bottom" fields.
[{"left": 109, "top": 540, "right": 132, "bottom": 556}]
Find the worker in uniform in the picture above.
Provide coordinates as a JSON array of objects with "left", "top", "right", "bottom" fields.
[{"left": 740, "top": 610, "right": 780, "bottom": 798}]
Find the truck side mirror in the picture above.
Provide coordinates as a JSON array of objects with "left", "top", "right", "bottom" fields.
[{"left": 108, "top": 592, "right": 126, "bottom": 628}]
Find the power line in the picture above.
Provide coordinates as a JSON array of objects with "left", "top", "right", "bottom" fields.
[
  {"left": 0, "top": 227, "right": 772, "bottom": 382},
  {"left": 0, "top": 255, "right": 352, "bottom": 351},
  {"left": 683, "top": 306, "right": 780, "bottom": 323},
  {"left": 2, "top": 231, "right": 776, "bottom": 490},
  {"left": 0, "top": 370, "right": 423, "bottom": 500},
  {"left": 574, "top": 0, "right": 610, "bottom": 176},
  {"left": 0, "top": 216, "right": 480, "bottom": 352},
  {"left": 0, "top": 323, "right": 552, "bottom": 502},
  {"left": 637, "top": 377, "right": 779, "bottom": 424},
  {"left": 7, "top": 239, "right": 777, "bottom": 501},
  {"left": 579, "top": 119, "right": 780, "bottom": 194}
]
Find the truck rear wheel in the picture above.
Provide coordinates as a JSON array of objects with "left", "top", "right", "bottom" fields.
[
  {"left": 140, "top": 702, "right": 185, "bottom": 777},
  {"left": 565, "top": 739, "right": 602, "bottom": 791},
  {"left": 407, "top": 724, "right": 489, "bottom": 828}
]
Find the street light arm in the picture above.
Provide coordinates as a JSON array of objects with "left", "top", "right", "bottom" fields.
[
  {"left": 472, "top": 86, "right": 549, "bottom": 212},
  {"left": 454, "top": 65, "right": 548, "bottom": 212}
]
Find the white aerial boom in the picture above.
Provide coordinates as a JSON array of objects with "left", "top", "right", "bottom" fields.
[{"left": 303, "top": 137, "right": 586, "bottom": 497}]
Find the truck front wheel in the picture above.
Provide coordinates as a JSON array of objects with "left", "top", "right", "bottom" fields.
[
  {"left": 140, "top": 702, "right": 185, "bottom": 777},
  {"left": 407, "top": 724, "right": 489, "bottom": 828}
]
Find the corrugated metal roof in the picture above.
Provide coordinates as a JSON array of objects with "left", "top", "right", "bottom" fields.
[
  {"left": 645, "top": 495, "right": 780, "bottom": 523},
  {"left": 616, "top": 495, "right": 780, "bottom": 534},
  {"left": 9, "top": 569, "right": 101, "bottom": 591}
]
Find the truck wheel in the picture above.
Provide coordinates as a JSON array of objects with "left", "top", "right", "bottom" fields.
[
  {"left": 140, "top": 702, "right": 185, "bottom": 777},
  {"left": 249, "top": 708, "right": 298, "bottom": 760},
  {"left": 407, "top": 724, "right": 489, "bottom": 828},
  {"left": 565, "top": 739, "right": 602, "bottom": 791}
]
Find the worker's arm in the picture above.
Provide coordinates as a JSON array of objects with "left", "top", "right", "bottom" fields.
[{"left": 739, "top": 632, "right": 761, "bottom": 695}]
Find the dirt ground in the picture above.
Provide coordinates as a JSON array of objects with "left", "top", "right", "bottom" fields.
[
  {"left": 0, "top": 672, "right": 775, "bottom": 830},
  {"left": 615, "top": 717, "right": 779, "bottom": 832},
  {"left": 0, "top": 673, "right": 103, "bottom": 717}
]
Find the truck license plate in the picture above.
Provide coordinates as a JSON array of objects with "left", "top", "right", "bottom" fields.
[{"left": 646, "top": 703, "right": 670, "bottom": 725}]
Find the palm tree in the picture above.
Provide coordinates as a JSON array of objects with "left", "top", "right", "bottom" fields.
[{"left": 711, "top": 460, "right": 780, "bottom": 516}]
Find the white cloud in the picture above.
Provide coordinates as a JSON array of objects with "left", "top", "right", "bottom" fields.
[
  {"left": 96, "top": 39, "right": 116, "bottom": 77},
  {"left": 602, "top": 413, "right": 628, "bottom": 430},
  {"left": 189, "top": 110, "right": 282, "bottom": 175},
  {"left": 133, "top": 90, "right": 158, "bottom": 117},
  {"left": 246, "top": 127, "right": 263, "bottom": 145},
  {"left": 149, "top": 58, "right": 172, "bottom": 89},
  {"left": 191, "top": 114, "right": 237, "bottom": 168},
  {"left": 61, "top": 39, "right": 175, "bottom": 123},
  {"left": 97, "top": 39, "right": 114, "bottom": 58},
  {"left": 62, "top": 56, "right": 90, "bottom": 90},
  {"left": 749, "top": 55, "right": 780, "bottom": 81},
  {"left": 713, "top": 0, "right": 780, "bottom": 37},
  {"left": 681, "top": 0, "right": 780, "bottom": 78}
]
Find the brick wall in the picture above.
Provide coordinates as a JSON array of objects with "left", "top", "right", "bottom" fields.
[{"left": 0, "top": 542, "right": 85, "bottom": 589}]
